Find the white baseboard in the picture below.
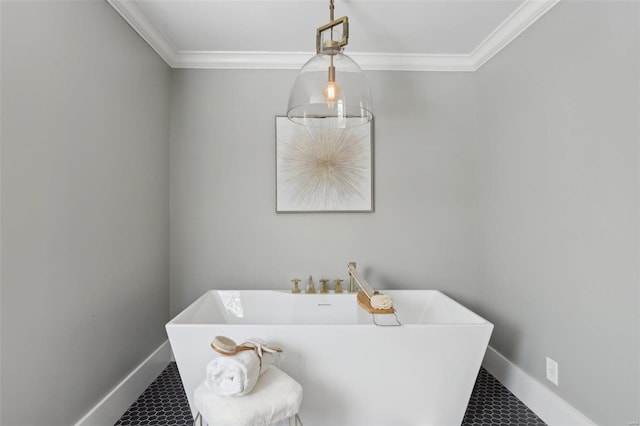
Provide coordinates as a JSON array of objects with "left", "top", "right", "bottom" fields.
[
  {"left": 482, "top": 346, "right": 596, "bottom": 426},
  {"left": 74, "top": 340, "right": 172, "bottom": 426}
]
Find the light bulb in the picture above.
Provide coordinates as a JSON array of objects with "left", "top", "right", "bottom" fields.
[
  {"left": 322, "top": 63, "right": 340, "bottom": 108},
  {"left": 323, "top": 80, "right": 341, "bottom": 103}
]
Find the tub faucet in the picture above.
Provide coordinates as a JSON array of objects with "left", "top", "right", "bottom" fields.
[
  {"left": 348, "top": 262, "right": 357, "bottom": 292},
  {"left": 291, "top": 278, "right": 301, "bottom": 293},
  {"left": 306, "top": 275, "right": 316, "bottom": 294},
  {"left": 347, "top": 262, "right": 375, "bottom": 297},
  {"left": 319, "top": 279, "right": 329, "bottom": 293}
]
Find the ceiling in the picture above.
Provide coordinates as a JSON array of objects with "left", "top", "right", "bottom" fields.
[{"left": 107, "top": 0, "right": 559, "bottom": 71}]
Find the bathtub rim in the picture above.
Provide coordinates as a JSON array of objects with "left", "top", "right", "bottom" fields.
[{"left": 166, "top": 289, "right": 493, "bottom": 327}]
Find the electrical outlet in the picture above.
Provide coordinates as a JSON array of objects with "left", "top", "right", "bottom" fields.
[{"left": 546, "top": 357, "right": 558, "bottom": 386}]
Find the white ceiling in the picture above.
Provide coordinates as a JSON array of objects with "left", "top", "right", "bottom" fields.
[{"left": 108, "top": 0, "right": 559, "bottom": 71}]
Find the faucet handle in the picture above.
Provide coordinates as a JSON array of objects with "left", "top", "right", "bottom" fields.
[
  {"left": 319, "top": 279, "right": 329, "bottom": 293},
  {"left": 291, "top": 278, "right": 301, "bottom": 294},
  {"left": 334, "top": 278, "right": 344, "bottom": 293}
]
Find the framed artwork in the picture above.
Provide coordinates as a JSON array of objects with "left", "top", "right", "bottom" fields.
[{"left": 276, "top": 117, "right": 374, "bottom": 213}]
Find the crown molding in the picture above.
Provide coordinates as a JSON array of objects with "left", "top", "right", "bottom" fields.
[
  {"left": 172, "top": 51, "right": 309, "bottom": 70},
  {"left": 107, "top": 0, "right": 177, "bottom": 66},
  {"left": 108, "top": 0, "right": 559, "bottom": 72},
  {"left": 470, "top": 0, "right": 561, "bottom": 70},
  {"left": 171, "top": 51, "right": 477, "bottom": 71},
  {"left": 352, "top": 53, "right": 476, "bottom": 72}
]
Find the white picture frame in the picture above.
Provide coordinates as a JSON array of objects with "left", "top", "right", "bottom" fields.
[{"left": 276, "top": 117, "right": 374, "bottom": 213}]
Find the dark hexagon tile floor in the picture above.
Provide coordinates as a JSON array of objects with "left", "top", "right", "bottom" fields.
[
  {"left": 462, "top": 368, "right": 546, "bottom": 426},
  {"left": 114, "top": 363, "right": 192, "bottom": 426},
  {"left": 115, "top": 363, "right": 546, "bottom": 425}
]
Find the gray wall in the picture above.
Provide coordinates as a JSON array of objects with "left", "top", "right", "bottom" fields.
[
  {"left": 474, "top": 1, "right": 639, "bottom": 425},
  {"left": 0, "top": 2, "right": 171, "bottom": 425},
  {"left": 169, "top": 69, "right": 478, "bottom": 316}
]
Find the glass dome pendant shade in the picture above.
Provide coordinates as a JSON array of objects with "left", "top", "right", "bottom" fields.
[{"left": 286, "top": 2, "right": 373, "bottom": 129}]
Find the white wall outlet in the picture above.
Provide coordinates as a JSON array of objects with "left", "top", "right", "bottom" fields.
[{"left": 546, "top": 357, "right": 559, "bottom": 386}]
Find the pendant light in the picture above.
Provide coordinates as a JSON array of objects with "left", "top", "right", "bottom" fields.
[{"left": 287, "top": 0, "right": 373, "bottom": 128}]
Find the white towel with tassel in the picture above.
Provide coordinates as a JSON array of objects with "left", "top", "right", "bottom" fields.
[{"left": 204, "top": 341, "right": 283, "bottom": 396}]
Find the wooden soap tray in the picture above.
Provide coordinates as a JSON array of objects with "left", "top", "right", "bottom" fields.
[{"left": 357, "top": 291, "right": 395, "bottom": 315}]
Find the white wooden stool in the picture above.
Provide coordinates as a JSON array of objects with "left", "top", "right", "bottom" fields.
[{"left": 193, "top": 366, "right": 303, "bottom": 426}]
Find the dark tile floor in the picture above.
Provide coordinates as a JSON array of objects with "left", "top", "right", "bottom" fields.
[
  {"left": 115, "top": 363, "right": 546, "bottom": 426},
  {"left": 461, "top": 368, "right": 546, "bottom": 426},
  {"left": 115, "top": 363, "right": 192, "bottom": 426}
]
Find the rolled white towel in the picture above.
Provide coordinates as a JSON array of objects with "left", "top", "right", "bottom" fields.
[{"left": 204, "top": 346, "right": 283, "bottom": 396}]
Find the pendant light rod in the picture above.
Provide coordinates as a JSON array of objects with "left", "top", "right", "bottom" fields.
[{"left": 315, "top": 2, "right": 349, "bottom": 54}]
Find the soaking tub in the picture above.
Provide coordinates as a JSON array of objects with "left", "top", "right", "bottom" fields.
[{"left": 166, "top": 290, "right": 493, "bottom": 426}]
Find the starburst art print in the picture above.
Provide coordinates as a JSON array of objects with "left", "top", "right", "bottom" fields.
[{"left": 276, "top": 117, "right": 373, "bottom": 212}]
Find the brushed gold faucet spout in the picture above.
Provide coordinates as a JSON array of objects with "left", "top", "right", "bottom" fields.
[{"left": 348, "top": 262, "right": 357, "bottom": 292}]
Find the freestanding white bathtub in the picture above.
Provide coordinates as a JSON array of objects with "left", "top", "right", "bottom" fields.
[{"left": 166, "top": 290, "right": 493, "bottom": 426}]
